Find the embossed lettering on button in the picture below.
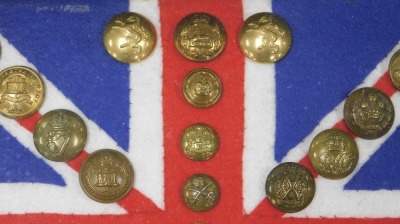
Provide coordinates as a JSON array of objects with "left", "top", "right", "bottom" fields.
[
  {"left": 239, "top": 12, "right": 292, "bottom": 63},
  {"left": 103, "top": 12, "right": 156, "bottom": 63},
  {"left": 181, "top": 123, "right": 219, "bottom": 161},
  {"left": 174, "top": 13, "right": 227, "bottom": 62},
  {"left": 389, "top": 49, "right": 400, "bottom": 91},
  {"left": 344, "top": 87, "right": 394, "bottom": 139},
  {"left": 182, "top": 174, "right": 220, "bottom": 212},
  {"left": 265, "top": 162, "right": 315, "bottom": 213},
  {"left": 0, "top": 66, "right": 45, "bottom": 119}
]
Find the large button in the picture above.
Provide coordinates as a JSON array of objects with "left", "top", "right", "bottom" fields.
[
  {"left": 181, "top": 123, "right": 219, "bottom": 161},
  {"left": 239, "top": 12, "right": 292, "bottom": 63},
  {"left": 344, "top": 87, "right": 394, "bottom": 139},
  {"left": 182, "top": 174, "right": 220, "bottom": 212},
  {"left": 103, "top": 12, "right": 156, "bottom": 63},
  {"left": 389, "top": 49, "right": 400, "bottom": 90}
]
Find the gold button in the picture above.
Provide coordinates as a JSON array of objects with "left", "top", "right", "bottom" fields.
[
  {"left": 79, "top": 149, "right": 134, "bottom": 203},
  {"left": 33, "top": 109, "right": 87, "bottom": 162},
  {"left": 181, "top": 123, "right": 219, "bottom": 161},
  {"left": 174, "top": 13, "right": 227, "bottom": 62},
  {"left": 0, "top": 66, "right": 45, "bottom": 119},
  {"left": 182, "top": 174, "right": 220, "bottom": 212},
  {"left": 239, "top": 12, "right": 292, "bottom": 63},
  {"left": 103, "top": 12, "right": 157, "bottom": 63},
  {"left": 183, "top": 68, "right": 222, "bottom": 108},
  {"left": 390, "top": 49, "right": 400, "bottom": 90},
  {"left": 344, "top": 87, "right": 394, "bottom": 139},
  {"left": 309, "top": 129, "right": 359, "bottom": 179}
]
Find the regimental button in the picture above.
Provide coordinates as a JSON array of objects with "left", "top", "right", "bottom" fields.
[
  {"left": 174, "top": 13, "right": 227, "bottom": 62},
  {"left": 309, "top": 129, "right": 359, "bottom": 179},
  {"left": 389, "top": 49, "right": 400, "bottom": 90},
  {"left": 239, "top": 12, "right": 292, "bottom": 63},
  {"left": 181, "top": 123, "right": 219, "bottom": 161},
  {"left": 183, "top": 68, "right": 222, "bottom": 108},
  {"left": 182, "top": 174, "right": 220, "bottom": 212},
  {"left": 344, "top": 87, "right": 394, "bottom": 139},
  {"left": 0, "top": 66, "right": 45, "bottom": 119},
  {"left": 33, "top": 109, "right": 87, "bottom": 162},
  {"left": 103, "top": 12, "right": 157, "bottom": 63},
  {"left": 265, "top": 162, "right": 315, "bottom": 213},
  {"left": 79, "top": 149, "right": 134, "bottom": 203}
]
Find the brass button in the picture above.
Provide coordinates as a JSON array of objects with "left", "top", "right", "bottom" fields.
[
  {"left": 103, "top": 12, "right": 157, "bottom": 63},
  {"left": 182, "top": 174, "right": 220, "bottom": 212},
  {"left": 79, "top": 149, "right": 134, "bottom": 203},
  {"left": 181, "top": 123, "right": 219, "bottom": 161},
  {"left": 390, "top": 49, "right": 400, "bottom": 90},
  {"left": 344, "top": 87, "right": 394, "bottom": 139},
  {"left": 183, "top": 68, "right": 222, "bottom": 108},
  {"left": 174, "top": 13, "right": 227, "bottom": 62},
  {"left": 0, "top": 66, "right": 45, "bottom": 119},
  {"left": 309, "top": 129, "right": 359, "bottom": 179},
  {"left": 239, "top": 12, "right": 292, "bottom": 63},
  {"left": 33, "top": 109, "right": 87, "bottom": 162},
  {"left": 265, "top": 162, "right": 315, "bottom": 213}
]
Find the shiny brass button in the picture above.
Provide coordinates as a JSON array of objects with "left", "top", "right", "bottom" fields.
[
  {"left": 79, "top": 149, "right": 134, "bottom": 203},
  {"left": 183, "top": 68, "right": 222, "bottom": 108},
  {"left": 103, "top": 12, "right": 156, "bottom": 63},
  {"left": 181, "top": 123, "right": 219, "bottom": 161},
  {"left": 265, "top": 162, "right": 315, "bottom": 213},
  {"left": 309, "top": 129, "right": 358, "bottom": 179},
  {"left": 239, "top": 12, "right": 292, "bottom": 63},
  {"left": 0, "top": 66, "right": 45, "bottom": 119},
  {"left": 344, "top": 87, "right": 394, "bottom": 139},
  {"left": 389, "top": 49, "right": 400, "bottom": 90},
  {"left": 182, "top": 174, "right": 220, "bottom": 212},
  {"left": 174, "top": 13, "right": 227, "bottom": 62}
]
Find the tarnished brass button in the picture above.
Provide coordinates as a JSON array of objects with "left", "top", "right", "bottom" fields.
[
  {"left": 181, "top": 123, "right": 219, "bottom": 161},
  {"left": 182, "top": 174, "right": 220, "bottom": 212},
  {"left": 265, "top": 162, "right": 315, "bottom": 213},
  {"left": 183, "top": 68, "right": 222, "bottom": 108},
  {"left": 33, "top": 109, "right": 87, "bottom": 162},
  {"left": 0, "top": 66, "right": 45, "bottom": 119},
  {"left": 174, "top": 13, "right": 226, "bottom": 62},
  {"left": 389, "top": 49, "right": 400, "bottom": 90},
  {"left": 79, "top": 149, "right": 134, "bottom": 203},
  {"left": 239, "top": 12, "right": 292, "bottom": 63},
  {"left": 103, "top": 12, "right": 156, "bottom": 63},
  {"left": 309, "top": 129, "right": 358, "bottom": 179},
  {"left": 344, "top": 87, "right": 394, "bottom": 139}
]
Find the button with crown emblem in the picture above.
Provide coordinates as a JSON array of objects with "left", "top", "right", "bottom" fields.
[
  {"left": 182, "top": 174, "right": 220, "bottom": 212},
  {"left": 344, "top": 87, "right": 394, "bottom": 139},
  {"left": 389, "top": 49, "right": 400, "bottom": 91},
  {"left": 79, "top": 149, "right": 134, "bottom": 203},
  {"left": 181, "top": 123, "right": 219, "bottom": 161}
]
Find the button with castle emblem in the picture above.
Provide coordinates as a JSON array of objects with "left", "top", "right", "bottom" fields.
[
  {"left": 389, "top": 49, "right": 400, "bottom": 90},
  {"left": 265, "top": 162, "right": 315, "bottom": 213},
  {"left": 33, "top": 109, "right": 87, "bottom": 162},
  {"left": 0, "top": 66, "right": 45, "bottom": 119},
  {"left": 103, "top": 12, "right": 157, "bottom": 63},
  {"left": 182, "top": 174, "right": 220, "bottom": 212},
  {"left": 183, "top": 68, "right": 222, "bottom": 108},
  {"left": 344, "top": 87, "right": 394, "bottom": 139},
  {"left": 309, "top": 129, "right": 359, "bottom": 179},
  {"left": 79, "top": 149, "right": 134, "bottom": 203},
  {"left": 181, "top": 123, "right": 219, "bottom": 161},
  {"left": 174, "top": 13, "right": 227, "bottom": 62},
  {"left": 239, "top": 12, "right": 292, "bottom": 63}
]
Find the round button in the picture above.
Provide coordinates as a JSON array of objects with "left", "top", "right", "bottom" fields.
[
  {"left": 174, "top": 13, "right": 227, "bottom": 62},
  {"left": 183, "top": 68, "right": 222, "bottom": 108},
  {"left": 79, "top": 149, "right": 134, "bottom": 203},
  {"left": 389, "top": 49, "right": 400, "bottom": 90},
  {"left": 181, "top": 123, "right": 219, "bottom": 161},
  {"left": 182, "top": 174, "right": 220, "bottom": 212},
  {"left": 265, "top": 162, "right": 315, "bottom": 213},
  {"left": 344, "top": 87, "right": 394, "bottom": 139},
  {"left": 239, "top": 12, "right": 292, "bottom": 63},
  {"left": 103, "top": 12, "right": 156, "bottom": 63},
  {"left": 0, "top": 66, "right": 45, "bottom": 119},
  {"left": 309, "top": 129, "right": 359, "bottom": 179}
]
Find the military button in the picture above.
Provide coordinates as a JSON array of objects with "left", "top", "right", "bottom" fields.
[
  {"left": 389, "top": 49, "right": 400, "bottom": 90},
  {"left": 183, "top": 68, "right": 222, "bottom": 108},
  {"left": 265, "top": 162, "right": 315, "bottom": 213},
  {"left": 0, "top": 66, "right": 45, "bottom": 119},
  {"left": 79, "top": 149, "right": 134, "bottom": 203},
  {"left": 33, "top": 109, "right": 87, "bottom": 162},
  {"left": 103, "top": 12, "right": 156, "bottom": 63},
  {"left": 309, "top": 129, "right": 358, "bottom": 179},
  {"left": 182, "top": 174, "right": 220, "bottom": 212},
  {"left": 344, "top": 87, "right": 394, "bottom": 139},
  {"left": 181, "top": 123, "right": 219, "bottom": 161},
  {"left": 239, "top": 12, "right": 292, "bottom": 63},
  {"left": 174, "top": 13, "right": 227, "bottom": 62}
]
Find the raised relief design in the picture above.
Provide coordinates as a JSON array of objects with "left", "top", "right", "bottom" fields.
[
  {"left": 185, "top": 126, "right": 214, "bottom": 159},
  {"left": 188, "top": 176, "right": 216, "bottom": 207},
  {"left": 95, "top": 155, "right": 119, "bottom": 187},
  {"left": 393, "top": 69, "right": 400, "bottom": 82},
  {"left": 47, "top": 112, "right": 71, "bottom": 158},
  {"left": 193, "top": 76, "right": 212, "bottom": 96},
  {"left": 0, "top": 75, "right": 32, "bottom": 113},
  {"left": 112, "top": 16, "right": 149, "bottom": 54},
  {"left": 246, "top": 16, "right": 284, "bottom": 53}
]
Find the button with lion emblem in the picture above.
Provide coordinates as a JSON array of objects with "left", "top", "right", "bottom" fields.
[
  {"left": 182, "top": 174, "right": 220, "bottom": 212},
  {"left": 389, "top": 49, "right": 400, "bottom": 90},
  {"left": 181, "top": 123, "right": 219, "bottom": 161}
]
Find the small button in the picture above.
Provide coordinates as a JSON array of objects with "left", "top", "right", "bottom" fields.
[
  {"left": 181, "top": 123, "right": 219, "bottom": 161},
  {"left": 389, "top": 49, "right": 400, "bottom": 90},
  {"left": 182, "top": 174, "right": 220, "bottom": 212}
]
